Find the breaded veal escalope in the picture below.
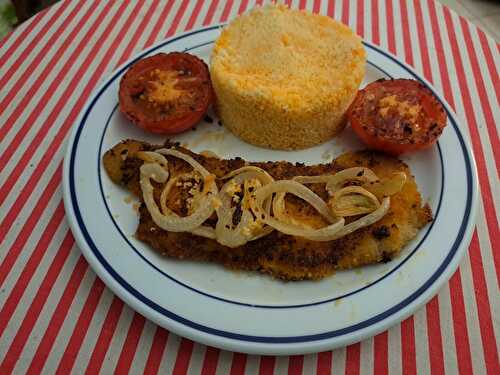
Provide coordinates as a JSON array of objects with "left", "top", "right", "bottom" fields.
[{"left": 103, "top": 139, "right": 432, "bottom": 281}]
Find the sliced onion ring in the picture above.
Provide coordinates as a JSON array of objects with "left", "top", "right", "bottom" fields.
[
  {"left": 139, "top": 149, "right": 218, "bottom": 233},
  {"left": 254, "top": 180, "right": 345, "bottom": 241}
]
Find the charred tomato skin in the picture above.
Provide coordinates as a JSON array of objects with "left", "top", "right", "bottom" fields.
[
  {"left": 347, "top": 78, "right": 447, "bottom": 155},
  {"left": 119, "top": 52, "right": 213, "bottom": 134}
]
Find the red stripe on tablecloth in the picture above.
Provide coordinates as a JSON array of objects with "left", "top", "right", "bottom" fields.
[
  {"left": 117, "top": 0, "right": 160, "bottom": 65},
  {"left": 400, "top": 317, "right": 417, "bottom": 375},
  {"left": 316, "top": 352, "right": 332, "bottom": 374},
  {"left": 448, "top": 271, "right": 473, "bottom": 375},
  {"left": 288, "top": 355, "right": 304, "bottom": 374},
  {"left": 0, "top": 0, "right": 87, "bottom": 122},
  {"left": 285, "top": 0, "right": 292, "bottom": 7},
  {"left": 201, "top": 347, "right": 220, "bottom": 375},
  {"left": 165, "top": 0, "right": 190, "bottom": 36},
  {"left": 26, "top": 255, "right": 87, "bottom": 374},
  {"left": 341, "top": 0, "right": 349, "bottom": 25},
  {"left": 373, "top": 332, "right": 388, "bottom": 374},
  {"left": 299, "top": 0, "right": 307, "bottom": 9},
  {"left": 172, "top": 339, "right": 194, "bottom": 374},
  {"left": 0, "top": 0, "right": 70, "bottom": 92},
  {"left": 313, "top": 0, "right": 321, "bottom": 13},
  {"left": 414, "top": 0, "right": 433, "bottom": 81},
  {"left": 460, "top": 19, "right": 500, "bottom": 177},
  {"left": 399, "top": 0, "right": 414, "bottom": 66},
  {"left": 441, "top": 5, "right": 500, "bottom": 282},
  {"left": 425, "top": 297, "right": 445, "bottom": 375},
  {"left": 256, "top": 0, "right": 263, "bottom": 6},
  {"left": 186, "top": 0, "right": 206, "bottom": 31},
  {"left": 386, "top": 0, "right": 396, "bottom": 54},
  {"left": 477, "top": 31, "right": 500, "bottom": 106},
  {"left": 229, "top": 353, "right": 247, "bottom": 375},
  {"left": 54, "top": 278, "right": 106, "bottom": 375},
  {"left": 143, "top": 328, "right": 169, "bottom": 375},
  {"left": 0, "top": 229, "right": 73, "bottom": 374},
  {"left": 356, "top": 0, "right": 364, "bottom": 37},
  {"left": 371, "top": 0, "right": 380, "bottom": 45},
  {"left": 327, "top": 0, "right": 335, "bottom": 18},
  {"left": 238, "top": 0, "right": 249, "bottom": 14},
  {"left": 144, "top": 0, "right": 176, "bottom": 47},
  {"left": 259, "top": 356, "right": 276, "bottom": 374},
  {"left": 0, "top": 163, "right": 61, "bottom": 286},
  {"left": 468, "top": 232, "right": 500, "bottom": 375},
  {"left": 220, "top": 0, "right": 234, "bottom": 22},
  {"left": 0, "top": 2, "right": 99, "bottom": 156},
  {"left": 203, "top": 0, "right": 219, "bottom": 25},
  {"left": 84, "top": 298, "right": 125, "bottom": 375},
  {"left": 0, "top": 199, "right": 65, "bottom": 337},
  {"left": 344, "top": 343, "right": 360, "bottom": 375},
  {"left": 0, "top": 0, "right": 115, "bottom": 206},
  {"left": 114, "top": 314, "right": 147, "bottom": 373}
]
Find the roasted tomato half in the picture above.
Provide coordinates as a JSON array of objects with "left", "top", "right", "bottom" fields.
[
  {"left": 347, "top": 79, "right": 447, "bottom": 155},
  {"left": 119, "top": 52, "right": 213, "bottom": 134}
]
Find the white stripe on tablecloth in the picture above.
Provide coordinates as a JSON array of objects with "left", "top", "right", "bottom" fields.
[
  {"left": 360, "top": 337, "right": 374, "bottom": 375},
  {"left": 215, "top": 348, "right": 233, "bottom": 374},
  {"left": 302, "top": 352, "right": 315, "bottom": 374},
  {"left": 459, "top": 251, "right": 489, "bottom": 374},
  {"left": 363, "top": 0, "right": 373, "bottom": 42},
  {"left": 475, "top": 205, "right": 500, "bottom": 342},
  {"left": 332, "top": 346, "right": 346, "bottom": 373},
  {"left": 406, "top": 0, "right": 424, "bottom": 72},
  {"left": 96, "top": 305, "right": 137, "bottom": 374},
  {"left": 157, "top": 333, "right": 182, "bottom": 374},
  {"left": 128, "top": 320, "right": 158, "bottom": 374},
  {"left": 414, "top": 307, "right": 431, "bottom": 374},
  {"left": 244, "top": 354, "right": 260, "bottom": 375},
  {"left": 187, "top": 342, "right": 206, "bottom": 374},
  {"left": 437, "top": 286, "right": 460, "bottom": 374},
  {"left": 388, "top": 325, "right": 402, "bottom": 375},
  {"left": 377, "top": 0, "right": 389, "bottom": 51},
  {"left": 391, "top": 0, "right": 405, "bottom": 59},
  {"left": 70, "top": 286, "right": 117, "bottom": 372}
]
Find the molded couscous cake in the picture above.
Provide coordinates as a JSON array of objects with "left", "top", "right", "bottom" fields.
[{"left": 210, "top": 4, "right": 366, "bottom": 150}]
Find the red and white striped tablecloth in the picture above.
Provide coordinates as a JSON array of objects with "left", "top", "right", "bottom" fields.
[{"left": 0, "top": 0, "right": 498, "bottom": 373}]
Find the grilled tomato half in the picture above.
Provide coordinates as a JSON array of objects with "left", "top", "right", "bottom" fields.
[
  {"left": 119, "top": 52, "right": 213, "bottom": 134},
  {"left": 347, "top": 79, "right": 447, "bottom": 155}
]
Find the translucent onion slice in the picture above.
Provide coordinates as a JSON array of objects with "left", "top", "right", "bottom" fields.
[
  {"left": 139, "top": 149, "right": 218, "bottom": 232},
  {"left": 254, "top": 180, "right": 345, "bottom": 241},
  {"left": 215, "top": 167, "right": 274, "bottom": 247},
  {"left": 325, "top": 167, "right": 379, "bottom": 194},
  {"left": 329, "top": 186, "right": 380, "bottom": 217},
  {"left": 328, "top": 197, "right": 390, "bottom": 240},
  {"left": 363, "top": 172, "right": 407, "bottom": 198}
]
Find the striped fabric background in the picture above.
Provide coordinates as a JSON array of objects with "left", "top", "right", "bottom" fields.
[{"left": 0, "top": 0, "right": 498, "bottom": 373}]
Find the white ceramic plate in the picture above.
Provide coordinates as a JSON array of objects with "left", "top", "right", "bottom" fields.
[{"left": 63, "top": 26, "right": 478, "bottom": 355}]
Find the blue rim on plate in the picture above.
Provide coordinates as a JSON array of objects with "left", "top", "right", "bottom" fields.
[{"left": 65, "top": 25, "right": 475, "bottom": 345}]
